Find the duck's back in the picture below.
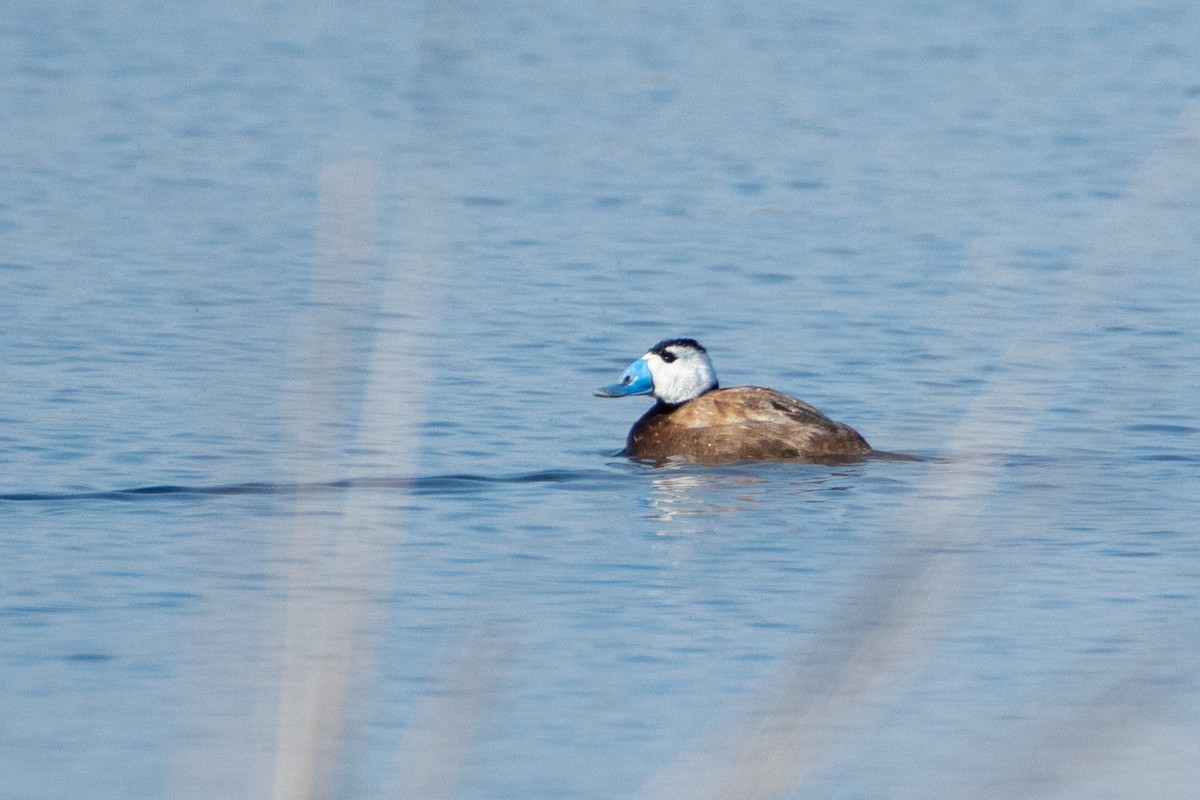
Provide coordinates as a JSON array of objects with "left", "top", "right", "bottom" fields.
[{"left": 626, "top": 386, "right": 870, "bottom": 464}]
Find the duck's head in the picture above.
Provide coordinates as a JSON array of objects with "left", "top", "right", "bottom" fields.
[{"left": 594, "top": 338, "right": 719, "bottom": 405}]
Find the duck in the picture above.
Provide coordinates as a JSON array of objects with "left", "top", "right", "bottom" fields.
[{"left": 594, "top": 338, "right": 871, "bottom": 464}]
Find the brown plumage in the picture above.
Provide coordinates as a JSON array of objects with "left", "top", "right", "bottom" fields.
[
  {"left": 625, "top": 386, "right": 871, "bottom": 465},
  {"left": 595, "top": 339, "right": 872, "bottom": 465}
]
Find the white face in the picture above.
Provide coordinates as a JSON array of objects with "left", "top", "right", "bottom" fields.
[{"left": 644, "top": 342, "right": 718, "bottom": 404}]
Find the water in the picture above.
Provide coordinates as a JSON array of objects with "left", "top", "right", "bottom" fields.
[{"left": 3, "top": 1, "right": 1200, "bottom": 798}]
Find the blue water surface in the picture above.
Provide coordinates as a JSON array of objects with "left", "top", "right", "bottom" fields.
[{"left": 3, "top": 1, "right": 1200, "bottom": 799}]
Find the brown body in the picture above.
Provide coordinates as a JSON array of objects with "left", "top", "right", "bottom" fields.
[{"left": 625, "top": 386, "right": 870, "bottom": 465}]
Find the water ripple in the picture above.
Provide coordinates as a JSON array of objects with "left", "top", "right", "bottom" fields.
[{"left": 0, "top": 469, "right": 619, "bottom": 503}]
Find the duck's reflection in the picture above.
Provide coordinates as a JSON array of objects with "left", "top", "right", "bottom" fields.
[
  {"left": 645, "top": 465, "right": 847, "bottom": 532},
  {"left": 647, "top": 470, "right": 753, "bottom": 525}
]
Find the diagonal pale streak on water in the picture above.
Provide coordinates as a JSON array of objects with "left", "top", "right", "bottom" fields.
[
  {"left": 166, "top": 150, "right": 447, "bottom": 796},
  {"left": 635, "top": 101, "right": 1200, "bottom": 800},
  {"left": 262, "top": 7, "right": 488, "bottom": 799},
  {"left": 172, "top": 5, "right": 508, "bottom": 798},
  {"left": 265, "top": 158, "right": 400, "bottom": 800},
  {"left": 169, "top": 5, "right": 486, "bottom": 797}
]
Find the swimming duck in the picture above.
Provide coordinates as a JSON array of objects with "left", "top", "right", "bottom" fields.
[{"left": 594, "top": 338, "right": 871, "bottom": 464}]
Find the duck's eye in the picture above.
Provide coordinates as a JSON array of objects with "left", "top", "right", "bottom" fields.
[
  {"left": 621, "top": 375, "right": 632, "bottom": 384},
  {"left": 660, "top": 351, "right": 677, "bottom": 363}
]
